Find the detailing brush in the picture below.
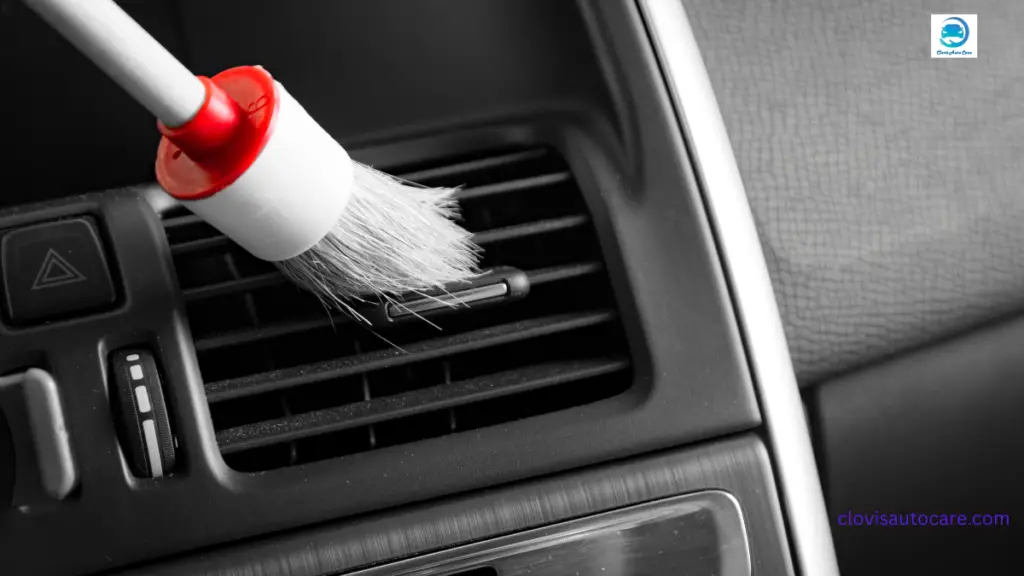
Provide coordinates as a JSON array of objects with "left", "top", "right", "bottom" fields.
[{"left": 23, "top": 0, "right": 480, "bottom": 322}]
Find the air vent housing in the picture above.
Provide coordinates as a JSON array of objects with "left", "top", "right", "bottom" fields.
[{"left": 163, "top": 147, "right": 633, "bottom": 471}]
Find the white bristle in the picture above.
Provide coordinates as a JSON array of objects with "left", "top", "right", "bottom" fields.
[{"left": 276, "top": 161, "right": 481, "bottom": 323}]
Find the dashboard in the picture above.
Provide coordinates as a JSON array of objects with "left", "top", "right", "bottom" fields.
[{"left": 12, "top": 1, "right": 1020, "bottom": 575}]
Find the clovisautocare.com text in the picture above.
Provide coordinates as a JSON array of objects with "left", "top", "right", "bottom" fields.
[{"left": 836, "top": 511, "right": 1010, "bottom": 528}]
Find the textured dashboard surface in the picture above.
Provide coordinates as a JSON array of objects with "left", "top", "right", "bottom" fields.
[{"left": 687, "top": 0, "right": 1024, "bottom": 383}]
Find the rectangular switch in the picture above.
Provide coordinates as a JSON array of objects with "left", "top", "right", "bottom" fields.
[{"left": 1, "top": 217, "right": 116, "bottom": 325}]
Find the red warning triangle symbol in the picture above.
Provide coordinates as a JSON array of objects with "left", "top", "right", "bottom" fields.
[{"left": 31, "top": 249, "right": 87, "bottom": 290}]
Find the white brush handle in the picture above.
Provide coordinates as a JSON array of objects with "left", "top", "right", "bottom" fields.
[
  {"left": 23, "top": 0, "right": 205, "bottom": 127},
  {"left": 26, "top": 0, "right": 355, "bottom": 262}
]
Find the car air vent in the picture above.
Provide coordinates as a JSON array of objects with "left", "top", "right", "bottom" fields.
[{"left": 161, "top": 146, "right": 633, "bottom": 471}]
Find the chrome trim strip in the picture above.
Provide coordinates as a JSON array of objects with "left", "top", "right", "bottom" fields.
[{"left": 635, "top": 1, "right": 840, "bottom": 574}]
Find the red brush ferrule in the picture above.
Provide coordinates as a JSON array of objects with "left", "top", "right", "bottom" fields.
[
  {"left": 156, "top": 66, "right": 279, "bottom": 201},
  {"left": 155, "top": 66, "right": 353, "bottom": 261},
  {"left": 157, "top": 76, "right": 246, "bottom": 163}
]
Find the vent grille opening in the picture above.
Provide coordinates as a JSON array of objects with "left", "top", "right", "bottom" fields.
[{"left": 163, "top": 146, "right": 634, "bottom": 471}]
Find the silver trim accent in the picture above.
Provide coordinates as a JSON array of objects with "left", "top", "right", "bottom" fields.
[{"left": 635, "top": 1, "right": 840, "bottom": 574}]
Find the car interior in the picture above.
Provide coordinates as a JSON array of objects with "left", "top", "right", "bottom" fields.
[{"left": 2, "top": 1, "right": 1021, "bottom": 575}]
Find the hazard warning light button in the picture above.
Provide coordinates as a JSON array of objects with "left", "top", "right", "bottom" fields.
[{"left": 1, "top": 217, "right": 116, "bottom": 326}]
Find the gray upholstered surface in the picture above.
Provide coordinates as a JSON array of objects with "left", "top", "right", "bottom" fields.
[{"left": 686, "top": 0, "right": 1024, "bottom": 384}]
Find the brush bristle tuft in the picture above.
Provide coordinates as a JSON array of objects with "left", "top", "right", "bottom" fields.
[{"left": 276, "top": 161, "right": 481, "bottom": 323}]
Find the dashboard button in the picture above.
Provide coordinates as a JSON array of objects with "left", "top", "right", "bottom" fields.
[{"left": 1, "top": 218, "right": 116, "bottom": 325}]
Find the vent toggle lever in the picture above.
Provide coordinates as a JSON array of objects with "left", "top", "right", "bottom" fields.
[{"left": 359, "top": 266, "right": 530, "bottom": 325}]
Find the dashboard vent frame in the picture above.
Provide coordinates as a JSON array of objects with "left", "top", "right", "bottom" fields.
[{"left": 162, "top": 146, "right": 634, "bottom": 471}]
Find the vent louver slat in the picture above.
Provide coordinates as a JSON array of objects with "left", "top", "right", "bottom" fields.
[
  {"left": 163, "top": 146, "right": 634, "bottom": 471},
  {"left": 218, "top": 358, "right": 630, "bottom": 454},
  {"left": 190, "top": 264, "right": 605, "bottom": 354},
  {"left": 183, "top": 272, "right": 288, "bottom": 302},
  {"left": 194, "top": 316, "right": 336, "bottom": 353},
  {"left": 470, "top": 214, "right": 590, "bottom": 245},
  {"left": 397, "top": 148, "right": 550, "bottom": 182},
  {"left": 184, "top": 260, "right": 601, "bottom": 305},
  {"left": 169, "top": 234, "right": 234, "bottom": 256},
  {"left": 452, "top": 172, "right": 572, "bottom": 201},
  {"left": 205, "top": 310, "right": 615, "bottom": 403},
  {"left": 170, "top": 212, "right": 590, "bottom": 256}
]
